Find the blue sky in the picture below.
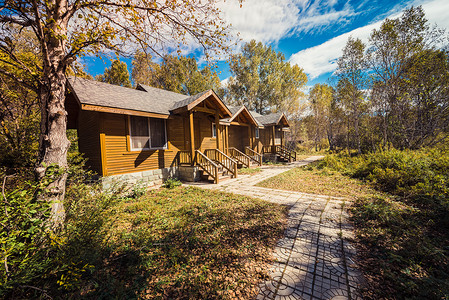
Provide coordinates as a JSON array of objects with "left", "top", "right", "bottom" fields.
[{"left": 83, "top": 0, "right": 449, "bottom": 89}]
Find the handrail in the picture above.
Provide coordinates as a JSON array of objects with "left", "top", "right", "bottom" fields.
[
  {"left": 195, "top": 150, "right": 219, "bottom": 184},
  {"left": 275, "top": 145, "right": 294, "bottom": 162},
  {"left": 228, "top": 147, "right": 251, "bottom": 168},
  {"left": 177, "top": 150, "right": 192, "bottom": 165},
  {"left": 278, "top": 144, "right": 297, "bottom": 161},
  {"left": 204, "top": 149, "right": 238, "bottom": 178},
  {"left": 245, "top": 147, "right": 262, "bottom": 166}
]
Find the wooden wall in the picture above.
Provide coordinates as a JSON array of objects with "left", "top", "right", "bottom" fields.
[
  {"left": 192, "top": 112, "right": 217, "bottom": 152},
  {"left": 77, "top": 110, "right": 102, "bottom": 175},
  {"left": 101, "top": 113, "right": 186, "bottom": 176},
  {"left": 228, "top": 125, "right": 249, "bottom": 152}
]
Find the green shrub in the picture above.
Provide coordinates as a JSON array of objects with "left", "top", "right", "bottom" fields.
[
  {"left": 318, "top": 148, "right": 449, "bottom": 299},
  {"left": 162, "top": 177, "right": 182, "bottom": 189},
  {"left": 0, "top": 180, "right": 51, "bottom": 297},
  {"left": 320, "top": 148, "right": 449, "bottom": 210}
]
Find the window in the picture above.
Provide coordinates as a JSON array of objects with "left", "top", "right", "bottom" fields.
[
  {"left": 255, "top": 127, "right": 260, "bottom": 139},
  {"left": 129, "top": 116, "right": 167, "bottom": 150},
  {"left": 275, "top": 128, "right": 281, "bottom": 139},
  {"left": 212, "top": 123, "right": 217, "bottom": 138}
]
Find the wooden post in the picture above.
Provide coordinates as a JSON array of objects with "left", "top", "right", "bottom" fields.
[
  {"left": 225, "top": 125, "right": 229, "bottom": 155},
  {"left": 248, "top": 125, "right": 252, "bottom": 148},
  {"left": 272, "top": 126, "right": 276, "bottom": 153},
  {"left": 99, "top": 116, "right": 108, "bottom": 176},
  {"left": 214, "top": 165, "right": 219, "bottom": 184},
  {"left": 189, "top": 110, "right": 195, "bottom": 165},
  {"left": 280, "top": 128, "right": 284, "bottom": 146},
  {"left": 215, "top": 110, "right": 221, "bottom": 150}
]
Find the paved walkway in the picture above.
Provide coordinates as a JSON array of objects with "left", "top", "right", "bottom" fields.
[{"left": 185, "top": 156, "right": 364, "bottom": 300}]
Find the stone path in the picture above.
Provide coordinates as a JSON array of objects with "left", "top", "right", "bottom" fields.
[{"left": 185, "top": 156, "right": 364, "bottom": 300}]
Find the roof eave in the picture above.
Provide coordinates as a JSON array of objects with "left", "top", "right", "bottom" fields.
[{"left": 170, "top": 90, "right": 232, "bottom": 118}]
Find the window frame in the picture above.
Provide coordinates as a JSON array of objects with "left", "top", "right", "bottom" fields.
[
  {"left": 212, "top": 122, "right": 217, "bottom": 138},
  {"left": 128, "top": 115, "right": 168, "bottom": 151},
  {"left": 255, "top": 127, "right": 260, "bottom": 139}
]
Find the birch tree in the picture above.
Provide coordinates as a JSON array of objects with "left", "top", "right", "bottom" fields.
[
  {"left": 336, "top": 37, "right": 367, "bottom": 154},
  {"left": 0, "top": 0, "right": 234, "bottom": 227}
]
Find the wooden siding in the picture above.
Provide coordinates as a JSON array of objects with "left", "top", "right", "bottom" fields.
[
  {"left": 228, "top": 125, "right": 249, "bottom": 152},
  {"left": 193, "top": 112, "right": 216, "bottom": 152},
  {"left": 77, "top": 110, "right": 102, "bottom": 175},
  {"left": 101, "top": 113, "right": 186, "bottom": 176}
]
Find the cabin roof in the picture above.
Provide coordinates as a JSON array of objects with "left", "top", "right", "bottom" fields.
[
  {"left": 67, "top": 77, "right": 231, "bottom": 117},
  {"left": 254, "top": 112, "right": 289, "bottom": 127}
]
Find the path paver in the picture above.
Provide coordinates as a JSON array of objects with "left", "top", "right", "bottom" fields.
[{"left": 184, "top": 156, "right": 364, "bottom": 300}]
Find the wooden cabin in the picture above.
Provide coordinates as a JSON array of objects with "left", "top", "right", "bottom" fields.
[
  {"left": 66, "top": 77, "right": 295, "bottom": 185},
  {"left": 250, "top": 111, "right": 296, "bottom": 162}
]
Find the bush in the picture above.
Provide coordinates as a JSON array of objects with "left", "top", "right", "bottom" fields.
[
  {"left": 162, "top": 177, "right": 182, "bottom": 189},
  {"left": 319, "top": 148, "right": 449, "bottom": 210},
  {"left": 317, "top": 148, "right": 449, "bottom": 299}
]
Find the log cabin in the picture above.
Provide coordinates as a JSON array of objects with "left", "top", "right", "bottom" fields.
[{"left": 66, "top": 77, "right": 295, "bottom": 186}]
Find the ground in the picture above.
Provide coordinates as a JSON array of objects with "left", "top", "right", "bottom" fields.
[{"left": 186, "top": 156, "right": 364, "bottom": 300}]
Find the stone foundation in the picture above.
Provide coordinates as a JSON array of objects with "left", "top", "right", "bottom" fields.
[
  {"left": 102, "top": 166, "right": 178, "bottom": 189},
  {"left": 178, "top": 165, "right": 201, "bottom": 182}
]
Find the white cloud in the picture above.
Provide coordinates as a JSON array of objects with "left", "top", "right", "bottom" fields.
[
  {"left": 216, "top": 0, "right": 357, "bottom": 45},
  {"left": 220, "top": 77, "right": 230, "bottom": 87},
  {"left": 289, "top": 21, "right": 380, "bottom": 79},
  {"left": 289, "top": 0, "right": 449, "bottom": 79}
]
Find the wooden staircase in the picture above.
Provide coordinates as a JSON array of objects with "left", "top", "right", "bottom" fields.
[
  {"left": 245, "top": 146, "right": 262, "bottom": 166},
  {"left": 196, "top": 149, "right": 237, "bottom": 183},
  {"left": 228, "top": 147, "right": 252, "bottom": 168},
  {"left": 263, "top": 145, "right": 297, "bottom": 162}
]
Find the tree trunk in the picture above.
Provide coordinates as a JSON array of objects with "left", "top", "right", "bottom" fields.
[
  {"left": 355, "top": 114, "right": 361, "bottom": 155},
  {"left": 35, "top": 17, "right": 71, "bottom": 228}
]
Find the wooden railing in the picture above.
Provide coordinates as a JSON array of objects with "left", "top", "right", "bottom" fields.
[
  {"left": 279, "top": 145, "right": 296, "bottom": 161},
  {"left": 204, "top": 149, "right": 238, "bottom": 178},
  {"left": 262, "top": 145, "right": 274, "bottom": 154},
  {"left": 262, "top": 145, "right": 296, "bottom": 162},
  {"left": 275, "top": 145, "right": 297, "bottom": 162},
  {"left": 195, "top": 150, "right": 219, "bottom": 184},
  {"left": 228, "top": 147, "right": 251, "bottom": 168},
  {"left": 177, "top": 150, "right": 192, "bottom": 165},
  {"left": 245, "top": 146, "right": 262, "bottom": 166}
]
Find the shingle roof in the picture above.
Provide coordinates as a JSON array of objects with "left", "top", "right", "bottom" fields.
[
  {"left": 171, "top": 90, "right": 211, "bottom": 110},
  {"left": 220, "top": 105, "right": 241, "bottom": 122},
  {"left": 227, "top": 106, "right": 242, "bottom": 115},
  {"left": 68, "top": 77, "right": 198, "bottom": 115},
  {"left": 255, "top": 112, "right": 283, "bottom": 125}
]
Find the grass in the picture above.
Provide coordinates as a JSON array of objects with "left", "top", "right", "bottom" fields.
[
  {"left": 257, "top": 163, "right": 377, "bottom": 199},
  {"left": 83, "top": 186, "right": 287, "bottom": 299},
  {"left": 238, "top": 167, "right": 262, "bottom": 175},
  {"left": 257, "top": 155, "right": 449, "bottom": 299}
]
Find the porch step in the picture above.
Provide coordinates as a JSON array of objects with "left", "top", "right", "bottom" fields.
[
  {"left": 199, "top": 173, "right": 232, "bottom": 183},
  {"left": 199, "top": 168, "right": 231, "bottom": 182}
]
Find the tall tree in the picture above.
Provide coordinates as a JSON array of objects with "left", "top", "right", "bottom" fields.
[
  {"left": 336, "top": 37, "right": 367, "bottom": 154},
  {"left": 367, "top": 6, "right": 447, "bottom": 149},
  {"left": 227, "top": 40, "right": 307, "bottom": 115},
  {"left": 397, "top": 49, "right": 449, "bottom": 148},
  {"left": 96, "top": 59, "right": 132, "bottom": 87},
  {"left": 132, "top": 54, "right": 221, "bottom": 95},
  {"left": 0, "top": 0, "right": 232, "bottom": 227},
  {"left": 0, "top": 27, "right": 40, "bottom": 168},
  {"left": 309, "top": 84, "right": 333, "bottom": 151}
]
